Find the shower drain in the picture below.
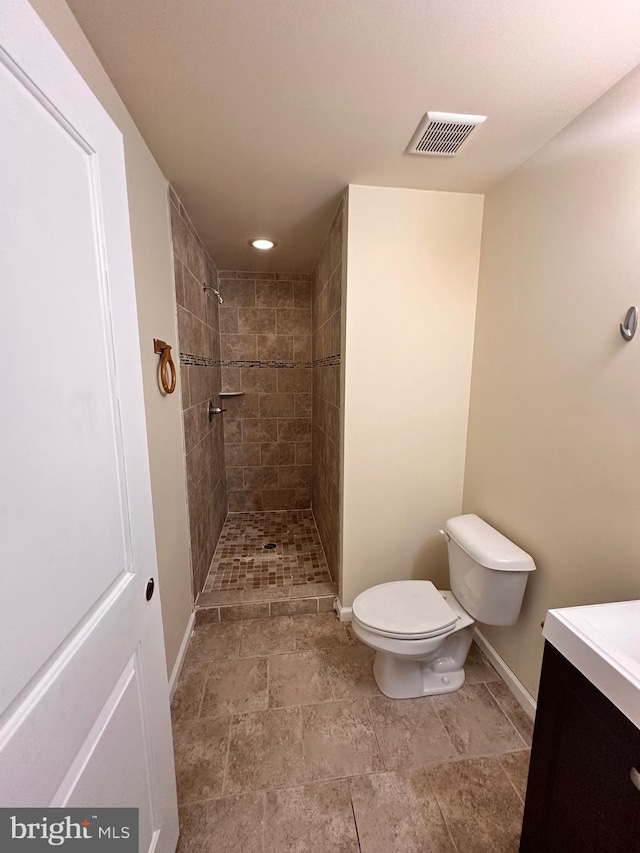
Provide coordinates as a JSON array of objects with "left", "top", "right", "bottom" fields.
[{"left": 263, "top": 542, "right": 277, "bottom": 550}]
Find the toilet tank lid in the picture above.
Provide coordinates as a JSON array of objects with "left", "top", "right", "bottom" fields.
[{"left": 445, "top": 514, "right": 536, "bottom": 572}]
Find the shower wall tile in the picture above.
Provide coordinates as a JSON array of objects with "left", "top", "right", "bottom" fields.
[
  {"left": 294, "top": 280, "right": 312, "bottom": 306},
  {"left": 218, "top": 271, "right": 313, "bottom": 512},
  {"left": 170, "top": 186, "right": 228, "bottom": 598},
  {"left": 219, "top": 307, "right": 239, "bottom": 334},
  {"left": 237, "top": 307, "right": 277, "bottom": 335},
  {"left": 261, "top": 443, "right": 296, "bottom": 466},
  {"left": 276, "top": 369, "right": 312, "bottom": 394},
  {"left": 257, "top": 334, "right": 294, "bottom": 361},
  {"left": 312, "top": 198, "right": 345, "bottom": 582},
  {"left": 276, "top": 308, "right": 312, "bottom": 336},
  {"left": 256, "top": 281, "right": 294, "bottom": 308},
  {"left": 240, "top": 368, "right": 278, "bottom": 394},
  {"left": 216, "top": 278, "right": 256, "bottom": 306},
  {"left": 259, "top": 394, "right": 295, "bottom": 419},
  {"left": 221, "top": 334, "right": 258, "bottom": 361}
]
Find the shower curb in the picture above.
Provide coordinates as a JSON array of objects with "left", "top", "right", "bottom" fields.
[{"left": 194, "top": 593, "right": 337, "bottom": 624}]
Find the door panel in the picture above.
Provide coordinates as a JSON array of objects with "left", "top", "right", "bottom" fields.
[
  {"left": 56, "top": 652, "right": 155, "bottom": 853},
  {"left": 0, "top": 3, "right": 179, "bottom": 851},
  {"left": 0, "top": 43, "right": 130, "bottom": 714}
]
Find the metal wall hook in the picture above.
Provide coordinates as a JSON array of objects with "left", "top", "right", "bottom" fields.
[{"left": 620, "top": 306, "right": 638, "bottom": 342}]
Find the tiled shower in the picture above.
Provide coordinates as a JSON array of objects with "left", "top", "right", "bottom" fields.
[
  {"left": 170, "top": 187, "right": 345, "bottom": 601},
  {"left": 217, "top": 270, "right": 313, "bottom": 513},
  {"left": 170, "top": 189, "right": 227, "bottom": 597}
]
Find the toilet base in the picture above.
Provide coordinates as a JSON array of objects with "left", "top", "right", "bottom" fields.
[
  {"left": 373, "top": 650, "right": 467, "bottom": 698},
  {"left": 373, "top": 626, "right": 473, "bottom": 699}
]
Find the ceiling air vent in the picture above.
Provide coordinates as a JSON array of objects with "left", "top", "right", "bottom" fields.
[{"left": 407, "top": 111, "right": 486, "bottom": 157}]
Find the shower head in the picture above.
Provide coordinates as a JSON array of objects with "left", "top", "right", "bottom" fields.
[{"left": 203, "top": 284, "right": 224, "bottom": 304}]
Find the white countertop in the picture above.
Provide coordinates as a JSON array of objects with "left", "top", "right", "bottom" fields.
[{"left": 544, "top": 599, "right": 640, "bottom": 729}]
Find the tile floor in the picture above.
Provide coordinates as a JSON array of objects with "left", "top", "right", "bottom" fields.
[
  {"left": 171, "top": 611, "right": 533, "bottom": 852},
  {"left": 204, "top": 510, "right": 333, "bottom": 592}
]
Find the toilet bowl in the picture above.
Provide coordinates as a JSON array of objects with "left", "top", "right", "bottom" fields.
[
  {"left": 352, "top": 583, "right": 475, "bottom": 697},
  {"left": 351, "top": 514, "right": 536, "bottom": 699}
]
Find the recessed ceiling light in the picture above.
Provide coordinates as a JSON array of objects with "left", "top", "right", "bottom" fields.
[{"left": 249, "top": 238, "right": 277, "bottom": 250}]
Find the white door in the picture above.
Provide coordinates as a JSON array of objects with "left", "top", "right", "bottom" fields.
[{"left": 0, "top": 1, "right": 179, "bottom": 851}]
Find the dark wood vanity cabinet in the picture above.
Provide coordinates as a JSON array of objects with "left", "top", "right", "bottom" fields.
[{"left": 520, "top": 642, "right": 640, "bottom": 852}]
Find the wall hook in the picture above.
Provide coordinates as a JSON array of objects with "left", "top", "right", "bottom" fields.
[
  {"left": 153, "top": 338, "right": 177, "bottom": 394},
  {"left": 620, "top": 306, "right": 638, "bottom": 342}
]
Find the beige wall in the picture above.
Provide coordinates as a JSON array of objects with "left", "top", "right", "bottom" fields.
[
  {"left": 342, "top": 185, "right": 484, "bottom": 606},
  {"left": 463, "top": 65, "right": 640, "bottom": 697},
  {"left": 30, "top": 0, "right": 193, "bottom": 676}
]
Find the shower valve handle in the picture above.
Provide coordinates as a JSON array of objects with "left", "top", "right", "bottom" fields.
[{"left": 208, "top": 401, "right": 227, "bottom": 421}]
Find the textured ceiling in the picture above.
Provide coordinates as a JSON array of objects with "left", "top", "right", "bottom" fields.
[{"left": 66, "top": 0, "right": 640, "bottom": 271}]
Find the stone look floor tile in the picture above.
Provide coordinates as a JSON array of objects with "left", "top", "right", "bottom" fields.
[
  {"left": 292, "top": 613, "right": 352, "bottom": 651},
  {"left": 198, "top": 588, "right": 247, "bottom": 606},
  {"left": 240, "top": 616, "right": 298, "bottom": 656},
  {"left": 200, "top": 657, "right": 268, "bottom": 718},
  {"left": 171, "top": 664, "right": 207, "bottom": 722},
  {"left": 177, "top": 791, "right": 265, "bottom": 853},
  {"left": 172, "top": 610, "right": 531, "bottom": 851},
  {"left": 350, "top": 769, "right": 455, "bottom": 853},
  {"left": 486, "top": 681, "right": 534, "bottom": 745},
  {"left": 464, "top": 643, "right": 502, "bottom": 684},
  {"left": 183, "top": 621, "right": 242, "bottom": 666},
  {"left": 242, "top": 586, "right": 292, "bottom": 602},
  {"left": 172, "top": 716, "right": 230, "bottom": 804},
  {"left": 199, "top": 587, "right": 292, "bottom": 605},
  {"left": 225, "top": 707, "right": 305, "bottom": 794},
  {"left": 220, "top": 602, "right": 270, "bottom": 621},
  {"left": 321, "top": 645, "right": 381, "bottom": 700},
  {"left": 500, "top": 749, "right": 531, "bottom": 802},
  {"left": 268, "top": 650, "right": 335, "bottom": 708},
  {"left": 265, "top": 779, "right": 359, "bottom": 852},
  {"left": 367, "top": 696, "right": 458, "bottom": 771},
  {"left": 194, "top": 608, "right": 220, "bottom": 625},
  {"left": 344, "top": 624, "right": 364, "bottom": 646},
  {"left": 432, "top": 683, "right": 526, "bottom": 757},
  {"left": 270, "top": 598, "right": 319, "bottom": 617},
  {"left": 290, "top": 581, "right": 338, "bottom": 599},
  {"left": 428, "top": 756, "right": 524, "bottom": 853},
  {"left": 301, "top": 698, "right": 383, "bottom": 781}
]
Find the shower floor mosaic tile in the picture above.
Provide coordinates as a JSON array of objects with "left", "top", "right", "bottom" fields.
[{"left": 203, "top": 510, "right": 333, "bottom": 592}]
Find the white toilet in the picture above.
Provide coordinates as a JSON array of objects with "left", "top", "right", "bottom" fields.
[{"left": 351, "top": 514, "right": 536, "bottom": 699}]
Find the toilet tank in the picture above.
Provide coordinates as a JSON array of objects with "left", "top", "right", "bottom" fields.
[{"left": 444, "top": 514, "right": 536, "bottom": 626}]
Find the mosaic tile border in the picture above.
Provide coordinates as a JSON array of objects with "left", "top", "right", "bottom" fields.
[
  {"left": 222, "top": 359, "right": 311, "bottom": 370},
  {"left": 179, "top": 352, "right": 342, "bottom": 369},
  {"left": 180, "top": 353, "right": 221, "bottom": 367},
  {"left": 313, "top": 354, "right": 341, "bottom": 368}
]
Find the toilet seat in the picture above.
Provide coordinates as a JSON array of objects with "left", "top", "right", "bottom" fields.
[{"left": 353, "top": 580, "right": 459, "bottom": 640}]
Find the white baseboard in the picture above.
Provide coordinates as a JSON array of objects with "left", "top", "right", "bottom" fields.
[
  {"left": 473, "top": 627, "right": 537, "bottom": 720},
  {"left": 169, "top": 612, "right": 196, "bottom": 699},
  {"left": 334, "top": 597, "right": 352, "bottom": 622}
]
